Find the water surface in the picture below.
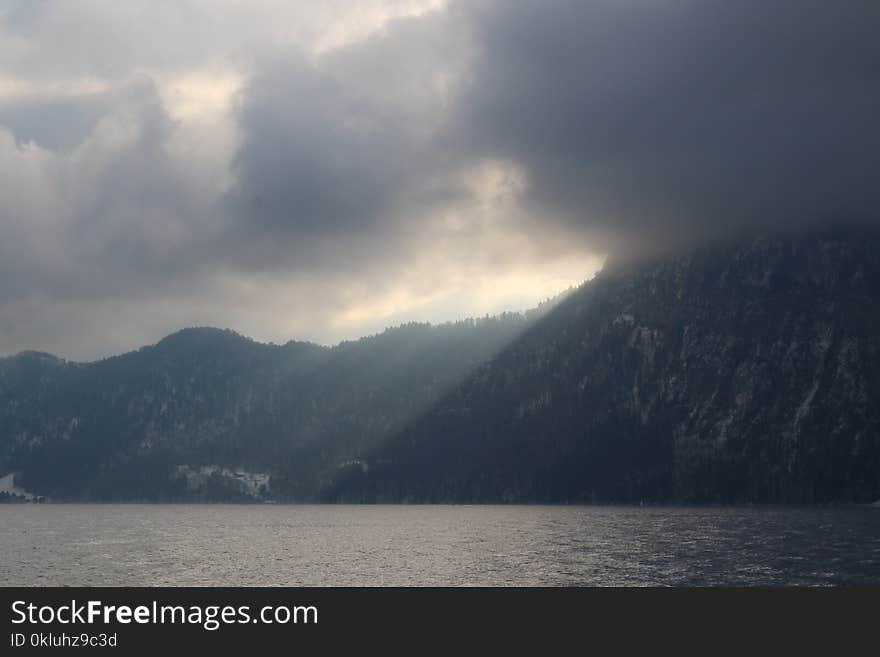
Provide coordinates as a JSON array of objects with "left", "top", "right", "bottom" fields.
[{"left": 2, "top": 505, "right": 879, "bottom": 586}]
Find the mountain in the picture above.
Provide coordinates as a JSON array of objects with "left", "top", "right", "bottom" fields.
[
  {"left": 331, "top": 228, "right": 880, "bottom": 504},
  {"left": 2, "top": 228, "right": 879, "bottom": 503},
  {"left": 0, "top": 315, "right": 534, "bottom": 501}
]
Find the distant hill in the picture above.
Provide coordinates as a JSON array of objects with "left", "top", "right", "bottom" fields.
[
  {"left": 3, "top": 228, "right": 879, "bottom": 503},
  {"left": 0, "top": 312, "right": 534, "bottom": 501}
]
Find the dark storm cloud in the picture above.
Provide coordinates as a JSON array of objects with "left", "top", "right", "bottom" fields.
[
  {"left": 223, "top": 10, "right": 471, "bottom": 273},
  {"left": 0, "top": 94, "right": 111, "bottom": 150},
  {"left": 0, "top": 76, "right": 210, "bottom": 305},
  {"left": 449, "top": 0, "right": 880, "bottom": 254},
  {"left": 226, "top": 0, "right": 880, "bottom": 267},
  {"left": 2, "top": 0, "right": 878, "bottom": 359},
  {"left": 229, "top": 55, "right": 406, "bottom": 246}
]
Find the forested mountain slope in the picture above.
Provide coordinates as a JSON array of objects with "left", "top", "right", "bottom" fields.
[
  {"left": 0, "top": 314, "right": 531, "bottom": 500},
  {"left": 332, "top": 230, "right": 880, "bottom": 503},
  {"left": 3, "top": 229, "right": 879, "bottom": 503}
]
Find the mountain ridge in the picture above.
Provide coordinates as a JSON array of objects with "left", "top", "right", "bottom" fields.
[
  {"left": 329, "top": 228, "right": 880, "bottom": 504},
  {"left": 0, "top": 309, "right": 537, "bottom": 501},
  {"left": 2, "top": 228, "right": 879, "bottom": 503}
]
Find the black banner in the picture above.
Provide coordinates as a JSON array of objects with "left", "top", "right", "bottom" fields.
[{"left": 1, "top": 587, "right": 878, "bottom": 652}]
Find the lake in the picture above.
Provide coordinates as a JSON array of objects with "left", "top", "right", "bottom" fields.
[{"left": 2, "top": 505, "right": 879, "bottom": 586}]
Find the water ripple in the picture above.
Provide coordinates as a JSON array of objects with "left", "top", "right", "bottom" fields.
[{"left": 1, "top": 505, "right": 879, "bottom": 586}]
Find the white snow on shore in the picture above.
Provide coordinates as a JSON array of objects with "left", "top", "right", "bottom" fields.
[{"left": 0, "top": 472, "right": 36, "bottom": 500}]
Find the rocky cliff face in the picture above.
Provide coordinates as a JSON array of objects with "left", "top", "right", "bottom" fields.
[{"left": 334, "top": 229, "right": 880, "bottom": 503}]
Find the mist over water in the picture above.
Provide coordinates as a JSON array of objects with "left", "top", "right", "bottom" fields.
[{"left": 3, "top": 505, "right": 879, "bottom": 586}]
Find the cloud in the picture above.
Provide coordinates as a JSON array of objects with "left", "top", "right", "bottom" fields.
[
  {"left": 451, "top": 0, "right": 880, "bottom": 255},
  {"left": 0, "top": 76, "right": 207, "bottom": 300},
  {"left": 222, "top": 9, "right": 471, "bottom": 269},
  {"left": 0, "top": 93, "right": 112, "bottom": 150},
  {"left": 1, "top": 1, "right": 876, "bottom": 358}
]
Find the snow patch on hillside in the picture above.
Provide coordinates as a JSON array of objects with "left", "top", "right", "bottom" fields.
[{"left": 0, "top": 473, "right": 36, "bottom": 501}]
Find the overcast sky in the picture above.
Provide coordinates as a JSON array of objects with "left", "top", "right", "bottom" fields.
[{"left": 1, "top": 1, "right": 877, "bottom": 360}]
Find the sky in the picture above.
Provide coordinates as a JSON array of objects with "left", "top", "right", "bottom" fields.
[{"left": 1, "top": 1, "right": 877, "bottom": 360}]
